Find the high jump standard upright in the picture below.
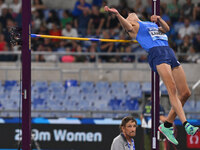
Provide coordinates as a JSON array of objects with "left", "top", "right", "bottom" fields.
[
  {"left": 22, "top": 0, "right": 31, "bottom": 149},
  {"left": 151, "top": 0, "right": 160, "bottom": 150}
]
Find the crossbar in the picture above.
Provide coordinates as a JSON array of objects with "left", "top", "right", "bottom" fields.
[{"left": 31, "top": 34, "right": 138, "bottom": 43}]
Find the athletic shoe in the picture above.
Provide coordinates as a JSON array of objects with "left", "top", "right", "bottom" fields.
[
  {"left": 158, "top": 123, "right": 178, "bottom": 145},
  {"left": 185, "top": 123, "right": 199, "bottom": 136}
]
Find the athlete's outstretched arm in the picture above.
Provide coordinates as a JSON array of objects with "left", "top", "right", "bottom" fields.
[
  {"left": 151, "top": 15, "right": 170, "bottom": 33},
  {"left": 104, "top": 6, "right": 135, "bottom": 35}
]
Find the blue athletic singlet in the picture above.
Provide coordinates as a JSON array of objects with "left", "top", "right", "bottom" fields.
[
  {"left": 136, "top": 21, "right": 168, "bottom": 52},
  {"left": 135, "top": 21, "right": 180, "bottom": 72}
]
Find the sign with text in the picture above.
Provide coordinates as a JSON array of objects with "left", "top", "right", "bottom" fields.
[
  {"left": 187, "top": 131, "right": 200, "bottom": 148},
  {"left": 0, "top": 124, "right": 143, "bottom": 150},
  {"left": 0, "top": 124, "right": 199, "bottom": 150}
]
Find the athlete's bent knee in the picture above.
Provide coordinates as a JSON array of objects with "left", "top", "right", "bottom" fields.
[{"left": 181, "top": 90, "right": 191, "bottom": 103}]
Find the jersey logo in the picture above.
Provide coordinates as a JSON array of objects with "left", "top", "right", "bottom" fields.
[{"left": 148, "top": 27, "right": 168, "bottom": 41}]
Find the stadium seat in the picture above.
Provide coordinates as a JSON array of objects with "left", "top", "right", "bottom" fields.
[
  {"left": 160, "top": 84, "right": 168, "bottom": 95},
  {"left": 98, "top": 93, "right": 111, "bottom": 101},
  {"left": 66, "top": 86, "right": 81, "bottom": 96},
  {"left": 94, "top": 100, "right": 109, "bottom": 111},
  {"left": 126, "top": 81, "right": 141, "bottom": 90},
  {"left": 80, "top": 81, "right": 94, "bottom": 94},
  {"left": 124, "top": 97, "right": 139, "bottom": 110},
  {"left": 108, "top": 98, "right": 122, "bottom": 110},
  {"left": 64, "top": 80, "right": 78, "bottom": 89},
  {"left": 49, "top": 81, "right": 63, "bottom": 88},
  {"left": 4, "top": 80, "right": 18, "bottom": 91},
  {"left": 110, "top": 81, "right": 125, "bottom": 89},
  {"left": 141, "top": 82, "right": 151, "bottom": 94},
  {"left": 0, "top": 86, "right": 4, "bottom": 94},
  {"left": 34, "top": 81, "right": 48, "bottom": 87},
  {"left": 95, "top": 81, "right": 109, "bottom": 92},
  {"left": 126, "top": 89, "right": 142, "bottom": 98},
  {"left": 33, "top": 97, "right": 45, "bottom": 107},
  {"left": 110, "top": 88, "right": 126, "bottom": 99}
]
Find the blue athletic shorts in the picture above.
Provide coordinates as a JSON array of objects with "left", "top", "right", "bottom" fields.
[{"left": 148, "top": 46, "right": 180, "bottom": 72}]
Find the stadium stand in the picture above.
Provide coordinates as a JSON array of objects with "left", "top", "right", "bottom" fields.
[{"left": 0, "top": 79, "right": 199, "bottom": 119}]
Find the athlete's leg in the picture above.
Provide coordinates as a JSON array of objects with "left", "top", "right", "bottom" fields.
[
  {"left": 166, "top": 66, "right": 191, "bottom": 123},
  {"left": 156, "top": 63, "right": 187, "bottom": 123}
]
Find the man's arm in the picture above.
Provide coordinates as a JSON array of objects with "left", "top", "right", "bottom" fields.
[{"left": 151, "top": 15, "right": 170, "bottom": 33}]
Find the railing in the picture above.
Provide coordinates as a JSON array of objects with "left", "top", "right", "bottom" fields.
[
  {"left": 0, "top": 51, "right": 145, "bottom": 66},
  {"left": 192, "top": 79, "right": 200, "bottom": 105},
  {"left": 1, "top": 109, "right": 200, "bottom": 118},
  {"left": 0, "top": 109, "right": 142, "bottom": 118},
  {"left": 0, "top": 51, "right": 199, "bottom": 65}
]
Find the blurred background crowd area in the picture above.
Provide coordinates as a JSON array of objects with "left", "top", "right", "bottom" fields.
[{"left": 0, "top": 0, "right": 200, "bottom": 63}]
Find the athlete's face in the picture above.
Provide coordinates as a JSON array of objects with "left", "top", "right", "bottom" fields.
[{"left": 122, "top": 121, "right": 137, "bottom": 138}]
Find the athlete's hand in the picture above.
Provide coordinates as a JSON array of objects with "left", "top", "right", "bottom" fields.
[
  {"left": 150, "top": 15, "right": 161, "bottom": 23},
  {"left": 104, "top": 6, "right": 119, "bottom": 15}
]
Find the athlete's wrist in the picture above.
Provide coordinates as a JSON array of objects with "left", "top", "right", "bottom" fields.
[
  {"left": 157, "top": 16, "right": 161, "bottom": 21},
  {"left": 115, "top": 12, "right": 120, "bottom": 17}
]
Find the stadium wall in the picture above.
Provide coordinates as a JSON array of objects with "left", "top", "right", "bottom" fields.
[{"left": 0, "top": 63, "right": 200, "bottom": 84}]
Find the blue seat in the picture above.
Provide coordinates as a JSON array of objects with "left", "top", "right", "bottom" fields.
[
  {"left": 108, "top": 98, "right": 122, "bottom": 110},
  {"left": 110, "top": 81, "right": 125, "bottom": 89},
  {"left": 110, "top": 88, "right": 126, "bottom": 99},
  {"left": 79, "top": 100, "right": 92, "bottom": 110},
  {"left": 53, "top": 93, "right": 66, "bottom": 100},
  {"left": 46, "top": 100, "right": 64, "bottom": 111},
  {"left": 64, "top": 80, "right": 78, "bottom": 89},
  {"left": 34, "top": 81, "right": 48, "bottom": 88},
  {"left": 33, "top": 98, "right": 45, "bottom": 108},
  {"left": 0, "top": 93, "right": 8, "bottom": 100},
  {"left": 95, "top": 81, "right": 109, "bottom": 92},
  {"left": 127, "top": 89, "right": 142, "bottom": 98},
  {"left": 49, "top": 81, "right": 63, "bottom": 88},
  {"left": 64, "top": 100, "right": 79, "bottom": 111},
  {"left": 98, "top": 93, "right": 111, "bottom": 101},
  {"left": 37, "top": 86, "right": 48, "bottom": 93},
  {"left": 4, "top": 80, "right": 18, "bottom": 91},
  {"left": 0, "top": 86, "right": 4, "bottom": 94},
  {"left": 84, "top": 93, "right": 99, "bottom": 102},
  {"left": 10, "top": 91, "right": 20, "bottom": 99},
  {"left": 3, "top": 101, "right": 18, "bottom": 110},
  {"left": 126, "top": 82, "right": 141, "bottom": 90},
  {"left": 160, "top": 84, "right": 168, "bottom": 95},
  {"left": 80, "top": 81, "right": 94, "bottom": 94},
  {"left": 124, "top": 98, "right": 139, "bottom": 110},
  {"left": 196, "top": 101, "right": 200, "bottom": 108},
  {"left": 4, "top": 80, "right": 18, "bottom": 87},
  {"left": 141, "top": 82, "right": 151, "bottom": 93},
  {"left": 66, "top": 86, "right": 81, "bottom": 96},
  {"left": 94, "top": 100, "right": 109, "bottom": 111},
  {"left": 110, "top": 82, "right": 126, "bottom": 99},
  {"left": 68, "top": 95, "right": 80, "bottom": 102},
  {"left": 48, "top": 85, "right": 65, "bottom": 94}
]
